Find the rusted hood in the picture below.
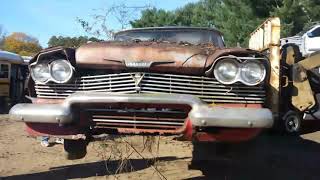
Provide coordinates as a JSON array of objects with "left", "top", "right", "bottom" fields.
[{"left": 76, "top": 41, "right": 255, "bottom": 75}]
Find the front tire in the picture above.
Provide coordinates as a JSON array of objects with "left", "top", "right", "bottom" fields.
[
  {"left": 189, "top": 142, "right": 228, "bottom": 169},
  {"left": 283, "top": 111, "right": 302, "bottom": 135},
  {"left": 64, "top": 140, "right": 87, "bottom": 160}
]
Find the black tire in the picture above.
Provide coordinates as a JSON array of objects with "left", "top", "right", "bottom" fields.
[
  {"left": 64, "top": 140, "right": 87, "bottom": 160},
  {"left": 279, "top": 44, "right": 304, "bottom": 135},
  {"left": 192, "top": 142, "right": 216, "bottom": 161},
  {"left": 283, "top": 111, "right": 302, "bottom": 135},
  {"left": 189, "top": 142, "right": 228, "bottom": 169}
]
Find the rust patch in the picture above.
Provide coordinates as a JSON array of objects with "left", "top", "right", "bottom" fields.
[
  {"left": 194, "top": 128, "right": 262, "bottom": 142},
  {"left": 76, "top": 41, "right": 259, "bottom": 75},
  {"left": 32, "top": 98, "right": 64, "bottom": 104}
]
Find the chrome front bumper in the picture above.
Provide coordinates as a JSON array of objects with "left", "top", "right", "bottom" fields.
[{"left": 9, "top": 92, "right": 273, "bottom": 128}]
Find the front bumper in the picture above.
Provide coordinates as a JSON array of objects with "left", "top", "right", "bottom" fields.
[{"left": 9, "top": 92, "right": 273, "bottom": 129}]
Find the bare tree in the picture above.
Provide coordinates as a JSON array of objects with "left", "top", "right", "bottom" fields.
[
  {"left": 0, "top": 25, "right": 7, "bottom": 49},
  {"left": 77, "top": 1, "right": 152, "bottom": 39}
]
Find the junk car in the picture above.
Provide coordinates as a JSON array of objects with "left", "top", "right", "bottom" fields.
[{"left": 10, "top": 27, "right": 274, "bottom": 159}]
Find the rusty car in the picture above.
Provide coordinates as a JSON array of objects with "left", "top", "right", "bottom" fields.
[{"left": 9, "top": 27, "right": 274, "bottom": 159}]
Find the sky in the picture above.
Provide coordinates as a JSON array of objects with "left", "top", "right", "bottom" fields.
[{"left": 0, "top": 0, "right": 198, "bottom": 47}]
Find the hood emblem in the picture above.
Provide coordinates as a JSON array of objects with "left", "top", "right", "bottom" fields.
[
  {"left": 125, "top": 62, "right": 153, "bottom": 69},
  {"left": 131, "top": 73, "right": 145, "bottom": 92},
  {"left": 103, "top": 58, "right": 175, "bottom": 69}
]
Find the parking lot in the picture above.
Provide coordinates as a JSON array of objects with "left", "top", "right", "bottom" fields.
[{"left": 1, "top": 114, "right": 320, "bottom": 180}]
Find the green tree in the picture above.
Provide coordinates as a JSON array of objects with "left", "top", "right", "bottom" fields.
[
  {"left": 130, "top": 8, "right": 175, "bottom": 27},
  {"left": 212, "top": 0, "right": 262, "bottom": 46},
  {"left": 248, "top": 0, "right": 282, "bottom": 18},
  {"left": 131, "top": 0, "right": 261, "bottom": 46},
  {"left": 272, "top": 0, "right": 309, "bottom": 37},
  {"left": 48, "top": 36, "right": 102, "bottom": 48},
  {"left": 131, "top": 0, "right": 320, "bottom": 46},
  {"left": 79, "top": 0, "right": 320, "bottom": 46},
  {"left": 272, "top": 0, "right": 320, "bottom": 37}
]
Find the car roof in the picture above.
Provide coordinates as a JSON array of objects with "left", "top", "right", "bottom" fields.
[
  {"left": 0, "top": 51, "right": 24, "bottom": 64},
  {"left": 115, "top": 26, "right": 223, "bottom": 35}
]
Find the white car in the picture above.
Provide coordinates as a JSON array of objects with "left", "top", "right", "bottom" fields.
[{"left": 281, "top": 24, "right": 320, "bottom": 57}]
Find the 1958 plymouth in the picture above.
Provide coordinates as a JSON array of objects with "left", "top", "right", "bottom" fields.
[{"left": 10, "top": 27, "right": 273, "bottom": 159}]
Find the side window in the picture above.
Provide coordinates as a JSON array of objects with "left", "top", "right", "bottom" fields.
[
  {"left": 309, "top": 27, "right": 320, "bottom": 38},
  {"left": 0, "top": 64, "right": 9, "bottom": 78}
]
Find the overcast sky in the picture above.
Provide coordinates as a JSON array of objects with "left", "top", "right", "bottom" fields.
[{"left": 0, "top": 0, "right": 198, "bottom": 47}]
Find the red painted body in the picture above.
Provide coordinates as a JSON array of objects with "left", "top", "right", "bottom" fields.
[
  {"left": 25, "top": 98, "right": 263, "bottom": 142},
  {"left": 24, "top": 38, "right": 268, "bottom": 143}
]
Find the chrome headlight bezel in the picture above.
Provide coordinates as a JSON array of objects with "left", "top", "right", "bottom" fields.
[
  {"left": 30, "top": 59, "right": 74, "bottom": 84},
  {"left": 213, "top": 58, "right": 239, "bottom": 85},
  {"left": 50, "top": 59, "right": 74, "bottom": 83},
  {"left": 240, "top": 60, "right": 266, "bottom": 86},
  {"left": 30, "top": 63, "right": 51, "bottom": 84},
  {"left": 213, "top": 57, "right": 267, "bottom": 86}
]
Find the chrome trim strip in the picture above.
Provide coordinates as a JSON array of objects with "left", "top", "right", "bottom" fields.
[{"left": 34, "top": 72, "right": 266, "bottom": 104}]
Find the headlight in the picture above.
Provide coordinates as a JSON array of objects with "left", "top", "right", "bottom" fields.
[
  {"left": 241, "top": 61, "right": 266, "bottom": 86},
  {"left": 30, "top": 63, "right": 50, "bottom": 83},
  {"left": 213, "top": 57, "right": 266, "bottom": 86},
  {"left": 50, "top": 60, "right": 73, "bottom": 83},
  {"left": 214, "top": 59, "right": 239, "bottom": 84},
  {"left": 30, "top": 59, "right": 73, "bottom": 84}
]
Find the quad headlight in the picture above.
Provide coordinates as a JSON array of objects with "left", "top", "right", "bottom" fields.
[
  {"left": 214, "top": 59, "right": 239, "bottom": 84},
  {"left": 214, "top": 58, "right": 266, "bottom": 86},
  {"left": 30, "top": 59, "right": 74, "bottom": 84},
  {"left": 30, "top": 63, "right": 51, "bottom": 83},
  {"left": 50, "top": 60, "right": 73, "bottom": 83},
  {"left": 240, "top": 61, "right": 266, "bottom": 85}
]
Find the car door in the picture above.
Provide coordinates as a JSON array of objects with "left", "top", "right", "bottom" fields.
[{"left": 305, "top": 26, "right": 320, "bottom": 55}]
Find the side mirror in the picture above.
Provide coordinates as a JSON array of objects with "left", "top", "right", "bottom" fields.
[{"left": 307, "top": 32, "right": 313, "bottom": 38}]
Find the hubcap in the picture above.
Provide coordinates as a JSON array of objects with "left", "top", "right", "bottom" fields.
[{"left": 285, "top": 115, "right": 300, "bottom": 133}]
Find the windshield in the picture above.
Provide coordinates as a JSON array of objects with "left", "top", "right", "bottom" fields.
[{"left": 114, "top": 29, "right": 225, "bottom": 48}]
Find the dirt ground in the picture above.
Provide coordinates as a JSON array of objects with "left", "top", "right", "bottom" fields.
[{"left": 1, "top": 114, "right": 320, "bottom": 180}]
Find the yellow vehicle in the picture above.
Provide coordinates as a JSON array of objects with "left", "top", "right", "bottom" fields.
[
  {"left": 250, "top": 18, "right": 320, "bottom": 134},
  {"left": 0, "top": 51, "right": 26, "bottom": 113}
]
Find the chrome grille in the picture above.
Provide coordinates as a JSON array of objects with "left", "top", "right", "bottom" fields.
[
  {"left": 89, "top": 108, "right": 188, "bottom": 130},
  {"left": 35, "top": 72, "right": 266, "bottom": 104}
]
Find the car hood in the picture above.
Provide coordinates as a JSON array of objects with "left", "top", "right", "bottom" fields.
[{"left": 76, "top": 41, "right": 255, "bottom": 75}]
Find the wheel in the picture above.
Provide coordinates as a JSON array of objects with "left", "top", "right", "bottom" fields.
[
  {"left": 283, "top": 111, "right": 302, "bottom": 135},
  {"left": 192, "top": 142, "right": 216, "bottom": 160},
  {"left": 64, "top": 140, "right": 87, "bottom": 160},
  {"left": 190, "top": 142, "right": 214, "bottom": 170},
  {"left": 189, "top": 142, "right": 228, "bottom": 169}
]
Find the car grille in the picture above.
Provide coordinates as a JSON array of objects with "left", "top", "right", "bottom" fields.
[
  {"left": 35, "top": 72, "right": 266, "bottom": 104},
  {"left": 88, "top": 107, "right": 189, "bottom": 131}
]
